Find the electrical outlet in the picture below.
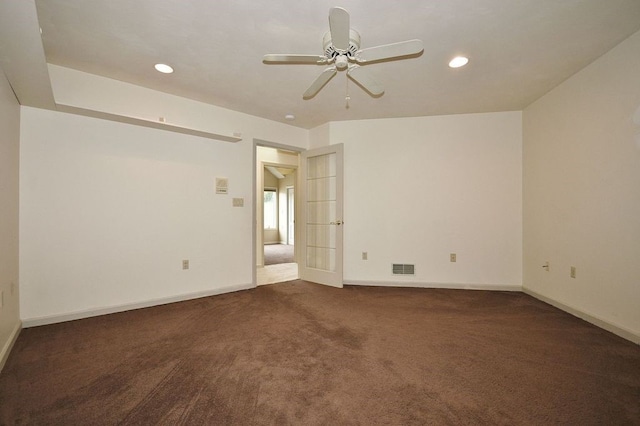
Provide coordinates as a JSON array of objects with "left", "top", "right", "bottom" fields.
[
  {"left": 450, "top": 253, "right": 457, "bottom": 262},
  {"left": 362, "top": 252, "right": 368, "bottom": 260},
  {"left": 570, "top": 266, "right": 576, "bottom": 278},
  {"left": 233, "top": 198, "right": 244, "bottom": 207},
  {"left": 183, "top": 260, "right": 190, "bottom": 270}
]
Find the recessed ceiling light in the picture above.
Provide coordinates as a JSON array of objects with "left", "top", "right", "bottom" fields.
[
  {"left": 448, "top": 56, "right": 469, "bottom": 68},
  {"left": 154, "top": 63, "right": 174, "bottom": 74},
  {"left": 285, "top": 114, "right": 296, "bottom": 121}
]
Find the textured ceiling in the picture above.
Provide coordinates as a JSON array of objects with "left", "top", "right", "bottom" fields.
[{"left": 35, "top": 0, "right": 640, "bottom": 129}]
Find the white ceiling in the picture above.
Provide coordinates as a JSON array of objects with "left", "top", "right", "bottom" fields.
[{"left": 34, "top": 0, "right": 640, "bottom": 129}]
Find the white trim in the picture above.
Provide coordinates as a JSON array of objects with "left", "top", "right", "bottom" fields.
[
  {"left": 344, "top": 280, "right": 522, "bottom": 292},
  {"left": 22, "top": 283, "right": 254, "bottom": 328},
  {"left": 0, "top": 321, "right": 22, "bottom": 372},
  {"left": 523, "top": 287, "right": 639, "bottom": 345}
]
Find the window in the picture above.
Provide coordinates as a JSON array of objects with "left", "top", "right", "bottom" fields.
[{"left": 264, "top": 189, "right": 277, "bottom": 229}]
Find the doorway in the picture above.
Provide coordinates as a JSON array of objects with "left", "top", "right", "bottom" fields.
[
  {"left": 263, "top": 165, "right": 295, "bottom": 266},
  {"left": 253, "top": 141, "right": 344, "bottom": 288},
  {"left": 255, "top": 144, "right": 300, "bottom": 285}
]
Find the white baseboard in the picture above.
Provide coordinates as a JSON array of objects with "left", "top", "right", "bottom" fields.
[
  {"left": 0, "top": 321, "right": 22, "bottom": 372},
  {"left": 522, "top": 287, "right": 639, "bottom": 345},
  {"left": 343, "top": 280, "right": 522, "bottom": 292},
  {"left": 22, "top": 283, "right": 255, "bottom": 328}
]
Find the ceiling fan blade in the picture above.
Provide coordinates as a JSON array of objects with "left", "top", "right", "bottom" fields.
[
  {"left": 357, "top": 39, "right": 424, "bottom": 63},
  {"left": 347, "top": 66, "right": 384, "bottom": 96},
  {"left": 329, "top": 7, "right": 350, "bottom": 51},
  {"left": 263, "top": 54, "right": 327, "bottom": 64},
  {"left": 303, "top": 67, "right": 337, "bottom": 99}
]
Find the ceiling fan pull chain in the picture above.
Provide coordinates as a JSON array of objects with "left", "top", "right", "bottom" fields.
[{"left": 345, "top": 76, "right": 351, "bottom": 109}]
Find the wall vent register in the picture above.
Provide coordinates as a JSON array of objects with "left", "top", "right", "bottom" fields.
[{"left": 392, "top": 264, "right": 415, "bottom": 275}]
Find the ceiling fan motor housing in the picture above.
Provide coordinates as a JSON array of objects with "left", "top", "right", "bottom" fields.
[{"left": 323, "top": 29, "right": 361, "bottom": 60}]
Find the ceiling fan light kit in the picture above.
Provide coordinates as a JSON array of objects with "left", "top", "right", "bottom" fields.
[{"left": 264, "top": 7, "right": 424, "bottom": 100}]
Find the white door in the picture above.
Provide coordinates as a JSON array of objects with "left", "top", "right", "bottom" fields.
[{"left": 299, "top": 144, "right": 343, "bottom": 288}]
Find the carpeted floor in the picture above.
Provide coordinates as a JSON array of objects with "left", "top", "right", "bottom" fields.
[
  {"left": 264, "top": 244, "right": 294, "bottom": 265},
  {"left": 1, "top": 282, "right": 639, "bottom": 425}
]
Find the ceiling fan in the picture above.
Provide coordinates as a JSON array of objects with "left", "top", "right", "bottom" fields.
[{"left": 263, "top": 7, "right": 424, "bottom": 100}]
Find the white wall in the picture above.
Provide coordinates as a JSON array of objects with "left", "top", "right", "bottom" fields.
[
  {"left": 0, "top": 68, "right": 21, "bottom": 368},
  {"left": 523, "top": 30, "right": 640, "bottom": 342},
  {"left": 331, "top": 112, "right": 523, "bottom": 289},
  {"left": 19, "top": 104, "right": 306, "bottom": 324},
  {"left": 309, "top": 122, "right": 330, "bottom": 149}
]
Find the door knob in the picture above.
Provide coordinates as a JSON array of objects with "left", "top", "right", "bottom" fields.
[{"left": 330, "top": 220, "right": 343, "bottom": 225}]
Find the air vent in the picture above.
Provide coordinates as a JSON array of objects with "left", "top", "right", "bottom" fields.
[{"left": 392, "top": 264, "right": 415, "bottom": 275}]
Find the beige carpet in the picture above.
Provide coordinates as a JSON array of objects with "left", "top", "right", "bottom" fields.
[{"left": 264, "top": 244, "right": 294, "bottom": 265}]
